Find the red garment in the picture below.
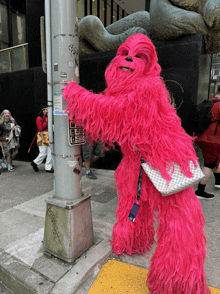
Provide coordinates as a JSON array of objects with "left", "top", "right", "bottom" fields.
[
  {"left": 196, "top": 97, "right": 220, "bottom": 144},
  {"left": 36, "top": 116, "right": 48, "bottom": 132},
  {"left": 196, "top": 141, "right": 220, "bottom": 168}
]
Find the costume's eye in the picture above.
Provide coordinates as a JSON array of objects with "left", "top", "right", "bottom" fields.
[
  {"left": 135, "top": 55, "right": 141, "bottom": 58},
  {"left": 121, "top": 50, "right": 128, "bottom": 56},
  {"left": 118, "top": 50, "right": 128, "bottom": 56}
]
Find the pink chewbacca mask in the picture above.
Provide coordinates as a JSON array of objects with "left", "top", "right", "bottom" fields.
[{"left": 105, "top": 34, "right": 161, "bottom": 93}]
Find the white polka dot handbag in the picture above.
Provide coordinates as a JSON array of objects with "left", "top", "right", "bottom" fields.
[{"left": 141, "top": 161, "right": 205, "bottom": 196}]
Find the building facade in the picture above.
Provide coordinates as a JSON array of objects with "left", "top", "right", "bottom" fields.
[
  {"left": 0, "top": 0, "right": 148, "bottom": 166},
  {"left": 0, "top": 0, "right": 219, "bottom": 165},
  {"left": 0, "top": 0, "right": 147, "bottom": 73}
]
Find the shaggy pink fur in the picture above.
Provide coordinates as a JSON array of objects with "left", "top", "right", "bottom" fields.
[{"left": 63, "top": 33, "right": 210, "bottom": 294}]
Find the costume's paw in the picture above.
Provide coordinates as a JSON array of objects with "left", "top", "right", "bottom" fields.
[
  {"left": 111, "top": 239, "right": 127, "bottom": 255},
  {"left": 147, "top": 246, "right": 211, "bottom": 294},
  {"left": 62, "top": 80, "right": 80, "bottom": 102}
]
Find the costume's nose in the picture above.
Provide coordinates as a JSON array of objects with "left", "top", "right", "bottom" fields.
[{"left": 125, "top": 56, "right": 133, "bottom": 62}]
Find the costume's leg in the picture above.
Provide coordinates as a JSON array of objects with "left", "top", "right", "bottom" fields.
[
  {"left": 111, "top": 157, "right": 156, "bottom": 255},
  {"left": 34, "top": 146, "right": 47, "bottom": 166},
  {"left": 147, "top": 187, "right": 210, "bottom": 294},
  {"left": 45, "top": 146, "right": 53, "bottom": 171}
]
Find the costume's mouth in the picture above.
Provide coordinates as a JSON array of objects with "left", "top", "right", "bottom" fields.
[{"left": 120, "top": 67, "right": 134, "bottom": 72}]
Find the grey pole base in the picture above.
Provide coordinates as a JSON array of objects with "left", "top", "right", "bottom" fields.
[{"left": 43, "top": 195, "right": 94, "bottom": 263}]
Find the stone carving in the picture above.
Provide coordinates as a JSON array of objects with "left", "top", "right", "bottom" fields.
[
  {"left": 79, "top": 12, "right": 151, "bottom": 54},
  {"left": 78, "top": 0, "right": 220, "bottom": 54},
  {"left": 150, "top": 0, "right": 220, "bottom": 53}
]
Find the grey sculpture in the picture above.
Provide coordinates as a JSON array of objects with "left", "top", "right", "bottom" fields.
[
  {"left": 150, "top": 0, "right": 220, "bottom": 53},
  {"left": 79, "top": 12, "right": 151, "bottom": 54},
  {"left": 79, "top": 0, "right": 220, "bottom": 54}
]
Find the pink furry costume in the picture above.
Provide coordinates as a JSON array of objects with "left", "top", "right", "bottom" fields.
[{"left": 63, "top": 33, "right": 210, "bottom": 294}]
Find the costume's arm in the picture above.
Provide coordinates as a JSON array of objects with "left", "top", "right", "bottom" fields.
[{"left": 63, "top": 81, "right": 124, "bottom": 145}]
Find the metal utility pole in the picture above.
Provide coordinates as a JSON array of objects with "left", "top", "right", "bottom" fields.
[{"left": 43, "top": 0, "right": 94, "bottom": 263}]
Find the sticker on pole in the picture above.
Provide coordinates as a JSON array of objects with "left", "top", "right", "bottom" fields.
[
  {"left": 68, "top": 119, "right": 85, "bottom": 146},
  {"left": 67, "top": 161, "right": 77, "bottom": 168},
  {"left": 54, "top": 93, "right": 66, "bottom": 114}
]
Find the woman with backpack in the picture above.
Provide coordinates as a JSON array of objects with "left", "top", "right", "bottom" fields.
[{"left": 195, "top": 88, "right": 220, "bottom": 199}]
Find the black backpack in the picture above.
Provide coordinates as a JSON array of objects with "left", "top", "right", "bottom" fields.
[{"left": 192, "top": 99, "right": 220, "bottom": 134}]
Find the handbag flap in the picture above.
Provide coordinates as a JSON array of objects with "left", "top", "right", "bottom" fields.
[{"left": 142, "top": 161, "right": 204, "bottom": 196}]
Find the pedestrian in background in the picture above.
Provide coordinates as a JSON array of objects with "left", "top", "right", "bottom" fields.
[
  {"left": 0, "top": 126, "right": 4, "bottom": 174},
  {"left": 31, "top": 107, "right": 53, "bottom": 173},
  {"left": 195, "top": 88, "right": 220, "bottom": 199},
  {"left": 0, "top": 109, "right": 21, "bottom": 171},
  {"left": 82, "top": 138, "right": 104, "bottom": 179}
]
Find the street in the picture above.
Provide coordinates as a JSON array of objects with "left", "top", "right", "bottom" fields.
[
  {"left": 0, "top": 161, "right": 54, "bottom": 212},
  {"left": 0, "top": 158, "right": 220, "bottom": 293}
]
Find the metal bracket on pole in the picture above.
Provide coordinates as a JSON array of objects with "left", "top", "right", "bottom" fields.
[
  {"left": 51, "top": 153, "right": 76, "bottom": 159},
  {"left": 48, "top": 81, "right": 65, "bottom": 85}
]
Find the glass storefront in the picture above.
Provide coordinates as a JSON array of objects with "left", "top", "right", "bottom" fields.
[
  {"left": 0, "top": 0, "right": 129, "bottom": 73},
  {"left": 0, "top": 2, "right": 27, "bottom": 73},
  {"left": 0, "top": 43, "right": 28, "bottom": 74}
]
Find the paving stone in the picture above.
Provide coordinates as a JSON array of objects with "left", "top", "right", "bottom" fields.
[
  {"left": 0, "top": 252, "right": 54, "bottom": 294},
  {"left": 32, "top": 255, "right": 72, "bottom": 282},
  {"left": 0, "top": 282, "right": 14, "bottom": 294}
]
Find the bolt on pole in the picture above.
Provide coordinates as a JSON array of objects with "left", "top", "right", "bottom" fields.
[{"left": 43, "top": 0, "right": 94, "bottom": 263}]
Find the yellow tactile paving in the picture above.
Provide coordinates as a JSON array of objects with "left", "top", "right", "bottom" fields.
[
  {"left": 209, "top": 287, "right": 220, "bottom": 294},
  {"left": 88, "top": 260, "right": 220, "bottom": 294}
]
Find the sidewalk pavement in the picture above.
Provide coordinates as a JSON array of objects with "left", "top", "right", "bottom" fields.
[{"left": 0, "top": 151, "right": 220, "bottom": 293}]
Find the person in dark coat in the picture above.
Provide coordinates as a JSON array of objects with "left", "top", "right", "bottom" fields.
[{"left": 195, "top": 89, "right": 220, "bottom": 199}]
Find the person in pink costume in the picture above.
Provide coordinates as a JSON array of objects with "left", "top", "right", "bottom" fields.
[{"left": 63, "top": 33, "right": 210, "bottom": 294}]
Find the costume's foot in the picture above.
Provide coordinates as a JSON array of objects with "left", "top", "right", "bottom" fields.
[
  {"left": 8, "top": 166, "right": 14, "bottom": 172},
  {"left": 86, "top": 171, "right": 97, "bottom": 179},
  {"left": 111, "top": 221, "right": 155, "bottom": 255},
  {"left": 31, "top": 161, "right": 39, "bottom": 172},
  {"left": 46, "top": 168, "right": 54, "bottom": 173},
  {"left": 195, "top": 190, "right": 215, "bottom": 200}
]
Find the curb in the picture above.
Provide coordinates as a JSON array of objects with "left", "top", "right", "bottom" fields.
[
  {"left": 0, "top": 239, "right": 112, "bottom": 294},
  {"left": 51, "top": 239, "right": 112, "bottom": 294},
  {"left": 0, "top": 249, "right": 54, "bottom": 294}
]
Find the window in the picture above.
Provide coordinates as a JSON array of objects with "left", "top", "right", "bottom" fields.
[
  {"left": 113, "top": 2, "right": 117, "bottom": 23},
  {"left": 0, "top": 4, "right": 9, "bottom": 49},
  {"left": 106, "top": 1, "right": 111, "bottom": 25},
  {"left": 92, "top": 0, "right": 98, "bottom": 16},
  {"left": 100, "top": 0, "right": 105, "bottom": 25},
  {"left": 212, "top": 54, "right": 220, "bottom": 78},
  {"left": 12, "top": 12, "right": 26, "bottom": 46},
  {"left": 79, "top": 0, "right": 127, "bottom": 26}
]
